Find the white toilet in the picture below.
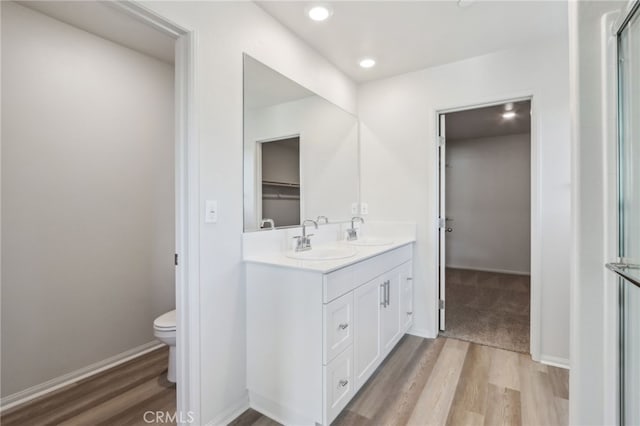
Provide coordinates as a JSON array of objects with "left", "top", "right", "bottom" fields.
[{"left": 153, "top": 310, "right": 176, "bottom": 383}]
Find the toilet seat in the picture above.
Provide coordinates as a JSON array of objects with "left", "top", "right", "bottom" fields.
[{"left": 153, "top": 309, "right": 176, "bottom": 331}]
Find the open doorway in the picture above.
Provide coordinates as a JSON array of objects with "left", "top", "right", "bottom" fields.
[
  {"left": 0, "top": 1, "right": 198, "bottom": 422},
  {"left": 259, "top": 136, "right": 301, "bottom": 228},
  {"left": 437, "top": 100, "right": 532, "bottom": 353}
]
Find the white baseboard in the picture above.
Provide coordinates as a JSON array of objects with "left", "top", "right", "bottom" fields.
[
  {"left": 0, "top": 340, "right": 164, "bottom": 412},
  {"left": 445, "top": 264, "right": 531, "bottom": 276},
  {"left": 540, "top": 355, "right": 570, "bottom": 370},
  {"left": 407, "top": 327, "right": 437, "bottom": 339},
  {"left": 205, "top": 393, "right": 250, "bottom": 426}
]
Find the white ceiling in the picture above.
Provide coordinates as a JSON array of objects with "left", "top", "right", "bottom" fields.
[
  {"left": 19, "top": 1, "right": 175, "bottom": 64},
  {"left": 256, "top": 1, "right": 568, "bottom": 83},
  {"left": 446, "top": 100, "right": 531, "bottom": 141},
  {"left": 244, "top": 55, "right": 314, "bottom": 109}
]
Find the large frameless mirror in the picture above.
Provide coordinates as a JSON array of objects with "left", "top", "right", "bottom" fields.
[{"left": 243, "top": 54, "right": 359, "bottom": 231}]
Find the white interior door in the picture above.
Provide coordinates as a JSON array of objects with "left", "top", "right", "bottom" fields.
[{"left": 438, "top": 114, "right": 447, "bottom": 331}]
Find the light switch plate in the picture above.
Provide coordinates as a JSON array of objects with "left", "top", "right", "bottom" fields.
[
  {"left": 360, "top": 203, "right": 369, "bottom": 215},
  {"left": 351, "top": 203, "right": 359, "bottom": 214},
  {"left": 205, "top": 200, "right": 218, "bottom": 223}
]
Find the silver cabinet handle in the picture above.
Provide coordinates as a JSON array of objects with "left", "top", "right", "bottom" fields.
[
  {"left": 406, "top": 277, "right": 413, "bottom": 281},
  {"left": 339, "top": 379, "right": 349, "bottom": 387},
  {"left": 407, "top": 311, "right": 413, "bottom": 316},
  {"left": 385, "top": 280, "right": 390, "bottom": 306},
  {"left": 380, "top": 283, "right": 386, "bottom": 306},
  {"left": 338, "top": 323, "right": 349, "bottom": 330}
]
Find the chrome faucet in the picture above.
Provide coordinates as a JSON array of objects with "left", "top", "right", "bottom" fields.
[
  {"left": 317, "top": 215, "right": 329, "bottom": 224},
  {"left": 260, "top": 218, "right": 275, "bottom": 230},
  {"left": 293, "top": 219, "right": 318, "bottom": 252},
  {"left": 347, "top": 216, "right": 365, "bottom": 241}
]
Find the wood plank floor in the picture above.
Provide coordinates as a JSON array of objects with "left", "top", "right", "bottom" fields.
[
  {"left": 0, "top": 347, "right": 176, "bottom": 426},
  {"left": 231, "top": 336, "right": 569, "bottom": 426}
]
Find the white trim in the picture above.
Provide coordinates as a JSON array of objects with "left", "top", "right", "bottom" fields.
[
  {"left": 175, "top": 30, "right": 202, "bottom": 426},
  {"left": 205, "top": 393, "right": 250, "bottom": 426},
  {"left": 434, "top": 93, "right": 542, "bottom": 362},
  {"left": 445, "top": 265, "right": 531, "bottom": 276},
  {"left": 540, "top": 355, "right": 571, "bottom": 370},
  {"left": 0, "top": 341, "right": 164, "bottom": 412},
  {"left": 108, "top": 3, "right": 200, "bottom": 425},
  {"left": 568, "top": 2, "right": 581, "bottom": 423}
]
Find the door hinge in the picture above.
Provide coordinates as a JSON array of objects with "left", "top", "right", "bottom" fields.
[
  {"left": 439, "top": 299, "right": 445, "bottom": 309},
  {"left": 438, "top": 217, "right": 445, "bottom": 228},
  {"left": 438, "top": 136, "right": 446, "bottom": 146},
  {"left": 174, "top": 253, "right": 179, "bottom": 266}
]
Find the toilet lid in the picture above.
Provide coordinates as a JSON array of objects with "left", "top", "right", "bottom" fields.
[{"left": 154, "top": 310, "right": 176, "bottom": 329}]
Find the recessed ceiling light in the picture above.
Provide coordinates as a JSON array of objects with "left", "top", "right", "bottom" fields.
[
  {"left": 359, "top": 58, "right": 376, "bottom": 69},
  {"left": 504, "top": 102, "right": 514, "bottom": 111},
  {"left": 307, "top": 5, "right": 332, "bottom": 21},
  {"left": 502, "top": 111, "right": 516, "bottom": 119}
]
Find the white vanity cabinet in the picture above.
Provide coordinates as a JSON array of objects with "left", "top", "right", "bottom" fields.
[{"left": 246, "top": 243, "right": 414, "bottom": 425}]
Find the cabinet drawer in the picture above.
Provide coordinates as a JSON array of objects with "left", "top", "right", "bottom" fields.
[
  {"left": 323, "top": 292, "right": 354, "bottom": 364},
  {"left": 323, "top": 244, "right": 413, "bottom": 303},
  {"left": 353, "top": 245, "right": 412, "bottom": 285},
  {"left": 323, "top": 265, "right": 355, "bottom": 304},
  {"left": 323, "top": 346, "right": 354, "bottom": 425}
]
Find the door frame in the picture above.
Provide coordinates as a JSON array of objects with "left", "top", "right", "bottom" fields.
[
  {"left": 109, "top": 2, "right": 200, "bottom": 424},
  {"left": 434, "top": 95, "right": 541, "bottom": 360}
]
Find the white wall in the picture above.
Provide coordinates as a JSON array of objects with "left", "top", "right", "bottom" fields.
[
  {"left": 446, "top": 133, "right": 531, "bottom": 275},
  {"left": 138, "top": 2, "right": 358, "bottom": 423},
  {"left": 569, "top": 1, "right": 626, "bottom": 424},
  {"left": 358, "top": 37, "right": 570, "bottom": 363},
  {"left": 244, "top": 96, "right": 358, "bottom": 230},
  {"left": 1, "top": 2, "right": 175, "bottom": 397}
]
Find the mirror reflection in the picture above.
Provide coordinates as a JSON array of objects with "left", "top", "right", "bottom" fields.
[{"left": 243, "top": 54, "right": 359, "bottom": 231}]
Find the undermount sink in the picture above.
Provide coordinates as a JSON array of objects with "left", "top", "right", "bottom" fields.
[
  {"left": 286, "top": 247, "right": 358, "bottom": 261},
  {"left": 344, "top": 237, "right": 394, "bottom": 247}
]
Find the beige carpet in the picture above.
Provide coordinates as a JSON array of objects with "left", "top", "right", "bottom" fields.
[{"left": 440, "top": 268, "right": 530, "bottom": 353}]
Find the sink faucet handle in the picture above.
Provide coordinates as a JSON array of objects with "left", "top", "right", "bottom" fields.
[{"left": 317, "top": 215, "right": 329, "bottom": 224}]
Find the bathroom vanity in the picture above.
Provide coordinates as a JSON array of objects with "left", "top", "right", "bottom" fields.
[
  {"left": 242, "top": 53, "right": 416, "bottom": 424},
  {"left": 245, "top": 238, "right": 415, "bottom": 425}
]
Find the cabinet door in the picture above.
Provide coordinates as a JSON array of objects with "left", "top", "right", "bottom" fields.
[
  {"left": 400, "top": 262, "right": 414, "bottom": 331},
  {"left": 381, "top": 269, "right": 401, "bottom": 356},
  {"left": 353, "top": 278, "right": 383, "bottom": 390}
]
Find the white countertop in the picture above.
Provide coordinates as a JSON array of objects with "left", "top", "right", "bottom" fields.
[{"left": 243, "top": 237, "right": 416, "bottom": 273}]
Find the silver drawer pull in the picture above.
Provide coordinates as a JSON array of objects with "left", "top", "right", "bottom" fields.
[
  {"left": 338, "top": 323, "right": 349, "bottom": 330},
  {"left": 338, "top": 379, "right": 349, "bottom": 387},
  {"left": 407, "top": 277, "right": 413, "bottom": 281},
  {"left": 407, "top": 311, "right": 413, "bottom": 316}
]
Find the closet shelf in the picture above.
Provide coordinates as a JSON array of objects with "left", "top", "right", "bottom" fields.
[
  {"left": 262, "top": 180, "right": 300, "bottom": 188},
  {"left": 262, "top": 193, "right": 300, "bottom": 201}
]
